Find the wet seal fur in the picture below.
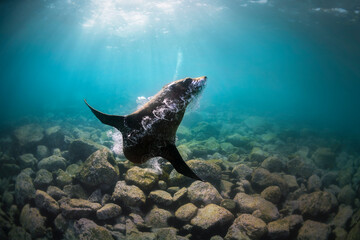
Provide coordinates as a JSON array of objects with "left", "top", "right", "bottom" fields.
[{"left": 85, "top": 76, "right": 207, "bottom": 180}]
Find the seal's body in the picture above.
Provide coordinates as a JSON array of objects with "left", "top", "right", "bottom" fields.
[{"left": 85, "top": 76, "right": 207, "bottom": 180}]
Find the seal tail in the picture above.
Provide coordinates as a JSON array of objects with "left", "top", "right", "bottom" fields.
[{"left": 84, "top": 99, "right": 125, "bottom": 131}]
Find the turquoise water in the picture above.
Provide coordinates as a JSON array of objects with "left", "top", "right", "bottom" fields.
[{"left": 1, "top": 0, "right": 360, "bottom": 134}]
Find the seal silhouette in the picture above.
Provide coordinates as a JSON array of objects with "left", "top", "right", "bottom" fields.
[{"left": 85, "top": 76, "right": 207, "bottom": 180}]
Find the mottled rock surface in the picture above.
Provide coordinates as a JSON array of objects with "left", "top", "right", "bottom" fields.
[
  {"left": 125, "top": 166, "right": 159, "bottom": 191},
  {"left": 188, "top": 181, "right": 223, "bottom": 206},
  {"left": 112, "top": 181, "right": 146, "bottom": 207},
  {"left": 191, "top": 204, "right": 234, "bottom": 231}
]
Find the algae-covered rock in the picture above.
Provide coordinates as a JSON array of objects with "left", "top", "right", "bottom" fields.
[
  {"left": 228, "top": 214, "right": 267, "bottom": 240},
  {"left": 226, "top": 133, "right": 251, "bottom": 147},
  {"left": 34, "top": 169, "right": 53, "bottom": 190},
  {"left": 74, "top": 218, "right": 113, "bottom": 240},
  {"left": 125, "top": 166, "right": 159, "bottom": 192},
  {"left": 188, "top": 181, "right": 223, "bottom": 206},
  {"left": 261, "top": 186, "right": 282, "bottom": 204},
  {"left": 312, "top": 147, "right": 336, "bottom": 169},
  {"left": 112, "top": 181, "right": 146, "bottom": 207},
  {"left": 45, "top": 126, "right": 66, "bottom": 149},
  {"left": 298, "top": 191, "right": 333, "bottom": 218},
  {"left": 267, "top": 218, "right": 290, "bottom": 239},
  {"left": 192, "top": 122, "right": 220, "bottom": 140},
  {"left": 331, "top": 204, "right": 353, "bottom": 228},
  {"left": 18, "top": 153, "right": 37, "bottom": 169},
  {"left": 347, "top": 220, "right": 360, "bottom": 240},
  {"left": 249, "top": 147, "right": 267, "bottom": 162},
  {"left": 297, "top": 220, "right": 330, "bottom": 240},
  {"left": 20, "top": 204, "right": 47, "bottom": 238},
  {"left": 145, "top": 207, "right": 172, "bottom": 228},
  {"left": 233, "top": 193, "right": 279, "bottom": 222},
  {"left": 79, "top": 148, "right": 119, "bottom": 189},
  {"left": 175, "top": 203, "right": 198, "bottom": 222},
  {"left": 286, "top": 156, "right": 314, "bottom": 178},
  {"left": 56, "top": 169, "right": 73, "bottom": 188},
  {"left": 59, "top": 198, "right": 101, "bottom": 219},
  {"left": 169, "top": 159, "right": 221, "bottom": 185},
  {"left": 337, "top": 185, "right": 355, "bottom": 205},
  {"left": 96, "top": 203, "right": 122, "bottom": 220},
  {"left": 47, "top": 185, "right": 67, "bottom": 200},
  {"left": 148, "top": 190, "right": 173, "bottom": 206},
  {"left": 38, "top": 155, "right": 67, "bottom": 171},
  {"left": 14, "top": 124, "right": 44, "bottom": 147},
  {"left": 191, "top": 204, "right": 234, "bottom": 231},
  {"left": 261, "top": 156, "right": 285, "bottom": 172},
  {"left": 15, "top": 172, "right": 36, "bottom": 205},
  {"left": 54, "top": 214, "right": 68, "bottom": 233},
  {"left": 35, "top": 190, "right": 60, "bottom": 215},
  {"left": 8, "top": 226, "right": 32, "bottom": 240},
  {"left": 68, "top": 139, "right": 104, "bottom": 161}
]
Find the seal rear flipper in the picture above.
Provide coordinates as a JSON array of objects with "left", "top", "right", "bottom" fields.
[
  {"left": 84, "top": 99, "right": 125, "bottom": 131},
  {"left": 161, "top": 144, "right": 203, "bottom": 181}
]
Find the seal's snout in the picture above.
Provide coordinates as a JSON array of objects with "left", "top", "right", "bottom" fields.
[{"left": 194, "top": 76, "right": 207, "bottom": 82}]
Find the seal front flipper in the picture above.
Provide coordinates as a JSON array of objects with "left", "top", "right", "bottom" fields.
[
  {"left": 161, "top": 143, "right": 203, "bottom": 181},
  {"left": 84, "top": 99, "right": 125, "bottom": 131}
]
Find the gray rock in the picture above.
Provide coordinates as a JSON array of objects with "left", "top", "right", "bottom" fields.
[
  {"left": 220, "top": 180, "right": 234, "bottom": 198},
  {"left": 18, "top": 153, "right": 37, "bottom": 169},
  {"left": 36, "top": 145, "right": 50, "bottom": 159},
  {"left": 347, "top": 220, "right": 360, "bottom": 240},
  {"left": 38, "top": 155, "right": 67, "bottom": 171},
  {"left": 96, "top": 203, "right": 122, "bottom": 220},
  {"left": 154, "top": 227, "right": 179, "bottom": 240},
  {"left": 337, "top": 185, "right": 355, "bottom": 205},
  {"left": 191, "top": 204, "right": 234, "bottom": 231},
  {"left": 232, "top": 164, "right": 253, "bottom": 180},
  {"left": 112, "top": 181, "right": 146, "bottom": 207},
  {"left": 74, "top": 218, "right": 113, "bottom": 240},
  {"left": 282, "top": 175, "right": 299, "bottom": 191},
  {"left": 47, "top": 185, "right": 67, "bottom": 200},
  {"left": 333, "top": 227, "right": 347, "bottom": 240},
  {"left": 283, "top": 214, "right": 303, "bottom": 232},
  {"left": 63, "top": 184, "right": 88, "bottom": 199},
  {"left": 175, "top": 203, "right": 198, "bottom": 222},
  {"left": 59, "top": 198, "right": 101, "bottom": 219},
  {"left": 225, "top": 227, "right": 250, "bottom": 240},
  {"left": 35, "top": 190, "right": 60, "bottom": 215},
  {"left": 298, "top": 191, "right": 333, "bottom": 218},
  {"left": 79, "top": 148, "right": 119, "bottom": 189},
  {"left": 267, "top": 218, "right": 289, "bottom": 239},
  {"left": 321, "top": 171, "right": 338, "bottom": 187},
  {"left": 297, "top": 220, "right": 330, "bottom": 240},
  {"left": 312, "top": 147, "right": 336, "bottom": 169},
  {"left": 287, "top": 156, "right": 314, "bottom": 178},
  {"left": 169, "top": 159, "right": 222, "bottom": 185},
  {"left": 261, "top": 156, "right": 285, "bottom": 172},
  {"left": 45, "top": 126, "right": 66, "bottom": 149},
  {"left": 228, "top": 214, "right": 267, "bottom": 240},
  {"left": 88, "top": 189, "right": 102, "bottom": 203},
  {"left": 251, "top": 168, "right": 288, "bottom": 194},
  {"left": 188, "top": 181, "right": 223, "bottom": 206},
  {"left": 148, "top": 190, "right": 173, "bottom": 206},
  {"left": 8, "top": 226, "right": 32, "bottom": 240},
  {"left": 331, "top": 204, "right": 353, "bottom": 228},
  {"left": 14, "top": 124, "right": 44, "bottom": 147},
  {"left": 307, "top": 174, "right": 322, "bottom": 192},
  {"left": 125, "top": 166, "right": 159, "bottom": 192},
  {"left": 233, "top": 193, "right": 279, "bottom": 222},
  {"left": 34, "top": 169, "right": 53, "bottom": 190},
  {"left": 54, "top": 214, "right": 68, "bottom": 232},
  {"left": 261, "top": 186, "right": 281, "bottom": 204},
  {"left": 68, "top": 139, "right": 104, "bottom": 161},
  {"left": 56, "top": 169, "right": 73, "bottom": 188},
  {"left": 220, "top": 142, "right": 237, "bottom": 154},
  {"left": 15, "top": 172, "right": 36, "bottom": 205},
  {"left": 145, "top": 207, "right": 172, "bottom": 228},
  {"left": 20, "top": 204, "right": 47, "bottom": 238},
  {"left": 226, "top": 133, "right": 251, "bottom": 147}
]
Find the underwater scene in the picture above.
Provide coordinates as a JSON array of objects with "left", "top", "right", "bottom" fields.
[{"left": 1, "top": 0, "right": 360, "bottom": 239}]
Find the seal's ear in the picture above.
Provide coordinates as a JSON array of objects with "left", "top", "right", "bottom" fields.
[
  {"left": 160, "top": 143, "right": 203, "bottom": 181},
  {"left": 84, "top": 99, "right": 125, "bottom": 132}
]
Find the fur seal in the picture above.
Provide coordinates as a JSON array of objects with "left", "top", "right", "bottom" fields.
[{"left": 85, "top": 76, "right": 207, "bottom": 180}]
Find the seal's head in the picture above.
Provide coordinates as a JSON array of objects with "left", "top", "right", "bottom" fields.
[{"left": 166, "top": 76, "right": 207, "bottom": 105}]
